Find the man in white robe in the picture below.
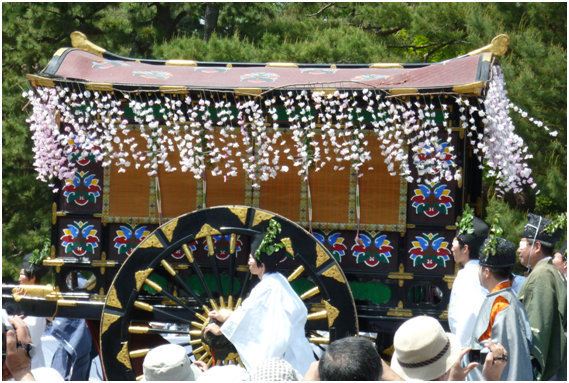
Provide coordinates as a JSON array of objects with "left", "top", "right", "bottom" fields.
[
  {"left": 204, "top": 221, "right": 315, "bottom": 375},
  {"left": 448, "top": 209, "right": 489, "bottom": 347}
]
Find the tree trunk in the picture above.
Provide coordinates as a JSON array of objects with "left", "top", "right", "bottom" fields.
[{"left": 204, "top": 3, "right": 220, "bottom": 43}]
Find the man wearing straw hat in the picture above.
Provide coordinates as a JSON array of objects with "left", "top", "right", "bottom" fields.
[
  {"left": 517, "top": 213, "right": 567, "bottom": 381},
  {"left": 390, "top": 316, "right": 507, "bottom": 381},
  {"left": 464, "top": 231, "right": 533, "bottom": 380}
]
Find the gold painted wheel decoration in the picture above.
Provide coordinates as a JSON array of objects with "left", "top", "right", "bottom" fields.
[{"left": 100, "top": 206, "right": 358, "bottom": 380}]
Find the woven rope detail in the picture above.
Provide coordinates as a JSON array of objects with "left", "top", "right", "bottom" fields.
[{"left": 398, "top": 338, "right": 450, "bottom": 369}]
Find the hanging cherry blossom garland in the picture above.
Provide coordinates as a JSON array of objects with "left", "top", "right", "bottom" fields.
[
  {"left": 23, "top": 70, "right": 556, "bottom": 194},
  {"left": 470, "top": 65, "right": 557, "bottom": 194}
]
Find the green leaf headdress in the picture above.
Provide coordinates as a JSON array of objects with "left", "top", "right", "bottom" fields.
[
  {"left": 482, "top": 216, "right": 504, "bottom": 258},
  {"left": 543, "top": 212, "right": 567, "bottom": 236},
  {"left": 255, "top": 219, "right": 286, "bottom": 260},
  {"left": 457, "top": 204, "right": 475, "bottom": 235}
]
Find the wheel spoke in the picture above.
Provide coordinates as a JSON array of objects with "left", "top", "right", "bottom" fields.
[
  {"left": 129, "top": 325, "right": 194, "bottom": 335},
  {"left": 229, "top": 234, "right": 237, "bottom": 297},
  {"left": 288, "top": 265, "right": 305, "bottom": 282},
  {"left": 161, "top": 258, "right": 207, "bottom": 307},
  {"left": 207, "top": 236, "right": 224, "bottom": 297},
  {"left": 236, "top": 270, "right": 251, "bottom": 309},
  {"left": 300, "top": 286, "right": 320, "bottom": 300},
  {"left": 182, "top": 244, "right": 215, "bottom": 302},
  {"left": 133, "top": 301, "right": 194, "bottom": 325},
  {"left": 143, "top": 278, "right": 199, "bottom": 315}
]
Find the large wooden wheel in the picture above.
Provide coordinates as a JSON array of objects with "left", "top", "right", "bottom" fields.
[{"left": 100, "top": 206, "right": 358, "bottom": 380}]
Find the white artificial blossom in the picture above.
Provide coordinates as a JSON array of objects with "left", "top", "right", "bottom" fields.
[{"left": 23, "top": 65, "right": 553, "bottom": 194}]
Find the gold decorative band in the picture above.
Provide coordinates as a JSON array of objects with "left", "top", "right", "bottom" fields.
[
  {"left": 134, "top": 301, "right": 154, "bottom": 312},
  {"left": 288, "top": 266, "right": 305, "bottom": 282},
  {"left": 182, "top": 244, "right": 195, "bottom": 263},
  {"left": 129, "top": 349, "right": 150, "bottom": 358},
  {"left": 161, "top": 260, "right": 177, "bottom": 276},
  {"left": 307, "top": 310, "right": 328, "bottom": 321},
  {"left": 144, "top": 278, "right": 162, "bottom": 293},
  {"left": 300, "top": 286, "right": 320, "bottom": 301},
  {"left": 129, "top": 326, "right": 150, "bottom": 334}
]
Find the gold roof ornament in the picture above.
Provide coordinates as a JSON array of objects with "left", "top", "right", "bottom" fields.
[
  {"left": 467, "top": 34, "right": 510, "bottom": 57},
  {"left": 70, "top": 31, "right": 106, "bottom": 57}
]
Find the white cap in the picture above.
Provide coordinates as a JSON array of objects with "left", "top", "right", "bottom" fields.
[{"left": 142, "top": 344, "right": 202, "bottom": 381}]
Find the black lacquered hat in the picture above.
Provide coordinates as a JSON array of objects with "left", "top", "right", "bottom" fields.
[
  {"left": 250, "top": 220, "right": 287, "bottom": 269},
  {"left": 521, "top": 213, "right": 562, "bottom": 247},
  {"left": 456, "top": 207, "right": 489, "bottom": 255},
  {"left": 479, "top": 237, "right": 517, "bottom": 268},
  {"left": 250, "top": 234, "right": 287, "bottom": 269},
  {"left": 21, "top": 252, "right": 50, "bottom": 279}
]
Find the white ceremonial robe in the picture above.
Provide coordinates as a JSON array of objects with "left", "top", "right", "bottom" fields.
[
  {"left": 448, "top": 260, "right": 488, "bottom": 347},
  {"left": 24, "top": 316, "right": 46, "bottom": 369},
  {"left": 221, "top": 272, "right": 315, "bottom": 375}
]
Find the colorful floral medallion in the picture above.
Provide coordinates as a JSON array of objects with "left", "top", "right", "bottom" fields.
[
  {"left": 62, "top": 171, "right": 101, "bottom": 206},
  {"left": 133, "top": 71, "right": 172, "bottom": 80},
  {"left": 203, "top": 235, "right": 243, "bottom": 261},
  {"left": 194, "top": 67, "right": 229, "bottom": 74},
  {"left": 64, "top": 137, "right": 101, "bottom": 166},
  {"left": 411, "top": 182, "right": 454, "bottom": 217},
  {"left": 413, "top": 139, "right": 453, "bottom": 175},
  {"left": 113, "top": 224, "right": 150, "bottom": 256},
  {"left": 240, "top": 72, "right": 280, "bottom": 83},
  {"left": 409, "top": 233, "right": 451, "bottom": 270},
  {"left": 351, "top": 232, "right": 394, "bottom": 267},
  {"left": 92, "top": 59, "right": 129, "bottom": 69},
  {"left": 301, "top": 69, "right": 337, "bottom": 75},
  {"left": 170, "top": 241, "right": 198, "bottom": 260},
  {"left": 313, "top": 231, "right": 347, "bottom": 262},
  {"left": 351, "top": 74, "right": 388, "bottom": 81},
  {"left": 61, "top": 221, "right": 100, "bottom": 257}
]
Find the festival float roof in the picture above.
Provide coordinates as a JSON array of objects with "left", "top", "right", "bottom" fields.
[{"left": 26, "top": 32, "right": 510, "bottom": 96}]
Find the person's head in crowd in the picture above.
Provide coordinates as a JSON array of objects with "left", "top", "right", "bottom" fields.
[
  {"left": 249, "top": 220, "right": 288, "bottom": 277},
  {"left": 518, "top": 213, "right": 561, "bottom": 270},
  {"left": 142, "top": 344, "right": 202, "bottom": 381},
  {"left": 197, "top": 365, "right": 250, "bottom": 381},
  {"left": 552, "top": 241, "right": 567, "bottom": 277},
  {"left": 251, "top": 357, "right": 302, "bottom": 381},
  {"left": 478, "top": 237, "right": 517, "bottom": 291},
  {"left": 19, "top": 253, "right": 50, "bottom": 285},
  {"left": 318, "top": 336, "right": 383, "bottom": 381},
  {"left": 391, "top": 316, "right": 461, "bottom": 381},
  {"left": 452, "top": 211, "right": 489, "bottom": 266}
]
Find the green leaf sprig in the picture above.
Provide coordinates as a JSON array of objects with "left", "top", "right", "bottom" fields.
[
  {"left": 483, "top": 216, "right": 503, "bottom": 258},
  {"left": 457, "top": 204, "right": 475, "bottom": 235},
  {"left": 543, "top": 212, "right": 567, "bottom": 235},
  {"left": 255, "top": 219, "right": 286, "bottom": 260},
  {"left": 29, "top": 235, "right": 50, "bottom": 266}
]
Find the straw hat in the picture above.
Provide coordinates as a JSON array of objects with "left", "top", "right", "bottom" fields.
[
  {"left": 142, "top": 344, "right": 202, "bottom": 381},
  {"left": 391, "top": 316, "right": 461, "bottom": 381}
]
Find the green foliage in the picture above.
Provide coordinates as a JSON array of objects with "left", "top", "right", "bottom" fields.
[
  {"left": 2, "top": 2, "right": 566, "bottom": 279},
  {"left": 483, "top": 217, "right": 504, "bottom": 258},
  {"left": 255, "top": 219, "right": 285, "bottom": 259},
  {"left": 457, "top": 205, "right": 476, "bottom": 235}
]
